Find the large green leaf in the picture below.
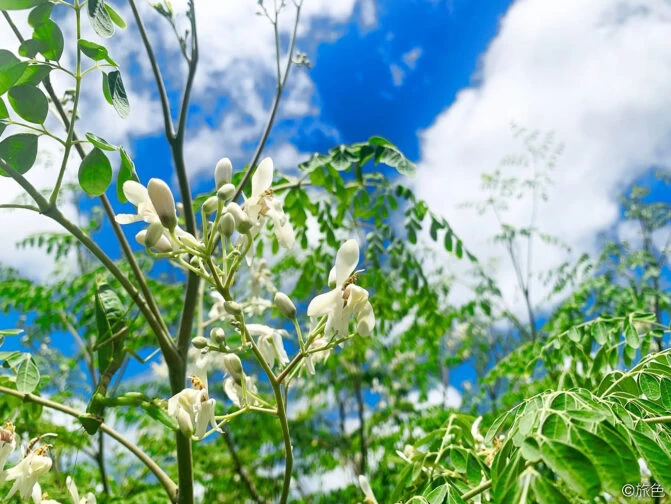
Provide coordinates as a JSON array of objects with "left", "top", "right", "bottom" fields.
[
  {"left": 87, "top": 0, "right": 114, "bottom": 38},
  {"left": 540, "top": 440, "right": 600, "bottom": 499},
  {"left": 33, "top": 20, "right": 64, "bottom": 61},
  {"left": 8, "top": 85, "right": 48, "bottom": 124},
  {"left": 15, "top": 356, "right": 40, "bottom": 393},
  {"left": 78, "top": 147, "right": 112, "bottom": 196},
  {"left": 0, "top": 50, "right": 28, "bottom": 95},
  {"left": 571, "top": 426, "right": 638, "bottom": 495},
  {"left": 104, "top": 70, "right": 130, "bottom": 118},
  {"left": 630, "top": 430, "right": 671, "bottom": 487},
  {"left": 78, "top": 39, "right": 118, "bottom": 67},
  {"left": 14, "top": 64, "right": 51, "bottom": 86},
  {"left": 0, "top": 0, "right": 47, "bottom": 9},
  {"left": 0, "top": 133, "right": 38, "bottom": 175}
]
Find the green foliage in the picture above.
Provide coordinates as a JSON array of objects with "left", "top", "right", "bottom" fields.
[
  {"left": 0, "top": 133, "right": 38, "bottom": 175},
  {"left": 8, "top": 84, "right": 48, "bottom": 123},
  {"left": 78, "top": 147, "right": 113, "bottom": 196},
  {"left": 87, "top": 0, "right": 115, "bottom": 38},
  {"left": 102, "top": 70, "right": 130, "bottom": 118}
]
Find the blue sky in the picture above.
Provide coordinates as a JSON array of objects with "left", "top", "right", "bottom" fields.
[{"left": 2, "top": 0, "right": 671, "bottom": 397}]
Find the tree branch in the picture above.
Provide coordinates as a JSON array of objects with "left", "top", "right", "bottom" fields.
[{"left": 0, "top": 385, "right": 178, "bottom": 502}]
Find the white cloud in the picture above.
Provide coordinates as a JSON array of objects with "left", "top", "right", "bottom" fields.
[{"left": 415, "top": 0, "right": 671, "bottom": 314}]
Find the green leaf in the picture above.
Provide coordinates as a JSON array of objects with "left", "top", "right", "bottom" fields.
[
  {"left": 540, "top": 440, "right": 600, "bottom": 498},
  {"left": 0, "top": 133, "right": 38, "bottom": 175},
  {"left": 17, "top": 39, "right": 42, "bottom": 59},
  {"left": 94, "top": 280, "right": 126, "bottom": 372},
  {"left": 660, "top": 378, "right": 671, "bottom": 411},
  {"left": 33, "top": 20, "right": 64, "bottom": 60},
  {"left": 374, "top": 141, "right": 416, "bottom": 176},
  {"left": 567, "top": 327, "right": 581, "bottom": 342},
  {"left": 14, "top": 64, "right": 51, "bottom": 86},
  {"left": 116, "top": 147, "right": 138, "bottom": 203},
  {"left": 592, "top": 322, "right": 608, "bottom": 345},
  {"left": 639, "top": 373, "right": 661, "bottom": 400},
  {"left": 571, "top": 426, "right": 639, "bottom": 495},
  {"left": 0, "top": 0, "right": 47, "bottom": 9},
  {"left": 624, "top": 321, "right": 640, "bottom": 349},
  {"left": 87, "top": 0, "right": 115, "bottom": 38},
  {"left": 0, "top": 97, "right": 7, "bottom": 119},
  {"left": 105, "top": 3, "right": 127, "bottom": 28},
  {"left": 27, "top": 3, "right": 52, "bottom": 27},
  {"left": 78, "top": 147, "right": 112, "bottom": 196},
  {"left": 78, "top": 39, "right": 118, "bottom": 66},
  {"left": 0, "top": 50, "right": 28, "bottom": 95},
  {"left": 0, "top": 329, "right": 22, "bottom": 336},
  {"left": 104, "top": 70, "right": 129, "bottom": 118},
  {"left": 8, "top": 85, "right": 48, "bottom": 124},
  {"left": 630, "top": 430, "right": 671, "bottom": 487},
  {"left": 15, "top": 356, "right": 39, "bottom": 393},
  {"left": 85, "top": 132, "right": 117, "bottom": 151}
]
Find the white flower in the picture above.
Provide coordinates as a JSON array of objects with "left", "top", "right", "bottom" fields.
[
  {"left": 243, "top": 158, "right": 295, "bottom": 249},
  {"left": 247, "top": 324, "right": 290, "bottom": 368},
  {"left": 304, "top": 336, "right": 332, "bottom": 375},
  {"left": 358, "top": 475, "right": 379, "bottom": 504},
  {"left": 66, "top": 475, "right": 96, "bottom": 504},
  {"left": 5, "top": 447, "right": 52, "bottom": 500},
  {"left": 208, "top": 291, "right": 226, "bottom": 320},
  {"left": 31, "top": 483, "right": 61, "bottom": 504},
  {"left": 115, "top": 180, "right": 161, "bottom": 225},
  {"left": 307, "top": 239, "right": 375, "bottom": 337},
  {"left": 0, "top": 421, "right": 16, "bottom": 477},
  {"left": 147, "top": 178, "right": 177, "bottom": 231},
  {"left": 167, "top": 363, "right": 218, "bottom": 439},
  {"left": 223, "top": 376, "right": 258, "bottom": 408}
]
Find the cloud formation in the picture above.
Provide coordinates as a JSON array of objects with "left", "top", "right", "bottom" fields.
[{"left": 415, "top": 0, "right": 671, "bottom": 314}]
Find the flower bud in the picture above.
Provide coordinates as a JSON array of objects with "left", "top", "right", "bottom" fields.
[
  {"left": 192, "top": 336, "right": 209, "bottom": 349},
  {"left": 219, "top": 212, "right": 236, "bottom": 238},
  {"left": 222, "top": 353, "right": 244, "bottom": 383},
  {"left": 274, "top": 292, "right": 297, "bottom": 319},
  {"left": 202, "top": 196, "right": 219, "bottom": 215},
  {"left": 224, "top": 301, "right": 242, "bottom": 316},
  {"left": 217, "top": 183, "right": 236, "bottom": 201},
  {"left": 145, "top": 221, "right": 164, "bottom": 248},
  {"left": 225, "top": 202, "right": 252, "bottom": 233},
  {"left": 135, "top": 229, "right": 173, "bottom": 252},
  {"left": 148, "top": 178, "right": 177, "bottom": 231},
  {"left": 178, "top": 230, "right": 202, "bottom": 249},
  {"left": 214, "top": 157, "right": 233, "bottom": 188},
  {"left": 210, "top": 327, "right": 226, "bottom": 344}
]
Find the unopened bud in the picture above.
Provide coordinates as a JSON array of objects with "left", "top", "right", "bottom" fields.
[
  {"left": 219, "top": 213, "right": 236, "bottom": 237},
  {"left": 274, "top": 292, "right": 296, "bottom": 319},
  {"left": 217, "top": 183, "right": 236, "bottom": 201},
  {"left": 145, "top": 221, "right": 164, "bottom": 247},
  {"left": 224, "top": 301, "right": 242, "bottom": 316},
  {"left": 225, "top": 202, "right": 252, "bottom": 233},
  {"left": 202, "top": 196, "right": 219, "bottom": 215},
  {"left": 214, "top": 158, "right": 233, "bottom": 188},
  {"left": 178, "top": 230, "right": 202, "bottom": 249},
  {"left": 210, "top": 327, "right": 226, "bottom": 344},
  {"left": 189, "top": 255, "right": 201, "bottom": 268},
  {"left": 147, "top": 178, "right": 177, "bottom": 231},
  {"left": 192, "top": 336, "right": 209, "bottom": 349},
  {"left": 222, "top": 353, "right": 244, "bottom": 383},
  {"left": 135, "top": 229, "right": 173, "bottom": 253}
]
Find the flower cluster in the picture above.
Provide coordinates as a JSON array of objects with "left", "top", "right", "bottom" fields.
[{"left": 0, "top": 422, "right": 95, "bottom": 504}]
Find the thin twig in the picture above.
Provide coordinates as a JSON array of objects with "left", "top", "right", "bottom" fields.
[{"left": 0, "top": 385, "right": 178, "bottom": 502}]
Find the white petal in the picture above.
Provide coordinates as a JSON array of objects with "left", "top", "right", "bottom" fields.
[
  {"left": 66, "top": 475, "right": 80, "bottom": 504},
  {"left": 356, "top": 302, "right": 375, "bottom": 337},
  {"left": 272, "top": 332, "right": 290, "bottom": 365},
  {"left": 346, "top": 285, "right": 370, "bottom": 312},
  {"left": 328, "top": 266, "right": 337, "bottom": 288},
  {"left": 115, "top": 213, "right": 142, "bottom": 225},
  {"left": 251, "top": 158, "right": 273, "bottom": 197},
  {"left": 307, "top": 290, "right": 339, "bottom": 317},
  {"left": 194, "top": 399, "right": 217, "bottom": 438},
  {"left": 335, "top": 239, "right": 359, "bottom": 286},
  {"left": 223, "top": 377, "right": 242, "bottom": 407},
  {"left": 123, "top": 181, "right": 148, "bottom": 207},
  {"left": 31, "top": 482, "right": 41, "bottom": 504},
  {"left": 258, "top": 335, "right": 276, "bottom": 367}
]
